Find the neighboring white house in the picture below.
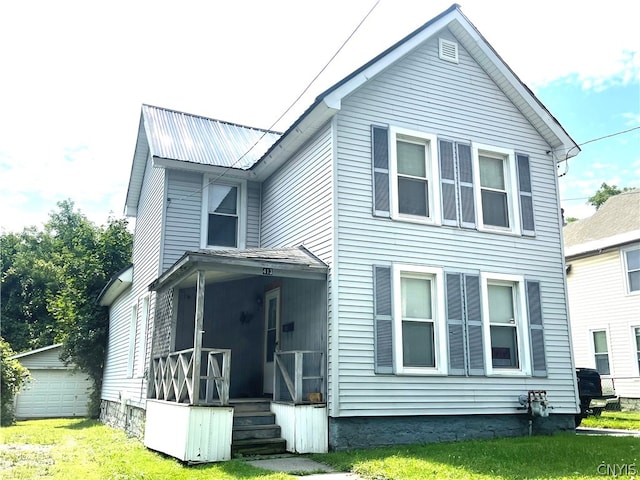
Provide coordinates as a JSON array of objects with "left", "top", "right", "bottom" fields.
[
  {"left": 99, "top": 4, "right": 582, "bottom": 462},
  {"left": 565, "top": 190, "right": 640, "bottom": 410},
  {"left": 11, "top": 344, "right": 92, "bottom": 419}
]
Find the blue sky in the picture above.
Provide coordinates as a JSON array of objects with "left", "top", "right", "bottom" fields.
[{"left": 0, "top": 0, "right": 638, "bottom": 233}]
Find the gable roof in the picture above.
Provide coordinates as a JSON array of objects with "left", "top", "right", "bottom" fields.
[
  {"left": 124, "top": 4, "right": 579, "bottom": 214},
  {"left": 251, "top": 3, "right": 580, "bottom": 178},
  {"left": 125, "top": 105, "right": 281, "bottom": 215},
  {"left": 11, "top": 343, "right": 63, "bottom": 360},
  {"left": 564, "top": 189, "right": 640, "bottom": 258}
]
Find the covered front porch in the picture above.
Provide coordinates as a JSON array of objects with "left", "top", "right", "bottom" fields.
[{"left": 143, "top": 247, "right": 329, "bottom": 462}]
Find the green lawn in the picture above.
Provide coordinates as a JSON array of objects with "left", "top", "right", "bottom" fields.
[
  {"left": 581, "top": 410, "right": 640, "bottom": 431},
  {"left": 1, "top": 418, "right": 639, "bottom": 479}
]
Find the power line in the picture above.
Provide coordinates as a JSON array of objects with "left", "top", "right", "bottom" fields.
[
  {"left": 172, "top": 0, "right": 381, "bottom": 204},
  {"left": 578, "top": 125, "right": 640, "bottom": 147}
]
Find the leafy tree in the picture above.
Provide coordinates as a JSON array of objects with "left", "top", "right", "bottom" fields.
[
  {"left": 1, "top": 229, "right": 61, "bottom": 352},
  {"left": 587, "top": 182, "right": 632, "bottom": 210},
  {"left": 1, "top": 200, "right": 132, "bottom": 417},
  {"left": 0, "top": 337, "right": 30, "bottom": 425}
]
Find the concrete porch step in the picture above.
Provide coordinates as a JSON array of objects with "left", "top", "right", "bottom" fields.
[
  {"left": 231, "top": 437, "right": 287, "bottom": 457},
  {"left": 232, "top": 424, "right": 281, "bottom": 441}
]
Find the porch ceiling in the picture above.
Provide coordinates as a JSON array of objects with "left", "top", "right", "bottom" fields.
[{"left": 149, "top": 246, "right": 328, "bottom": 292}]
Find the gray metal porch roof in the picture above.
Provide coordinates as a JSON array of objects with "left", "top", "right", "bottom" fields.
[{"left": 149, "top": 246, "right": 328, "bottom": 292}]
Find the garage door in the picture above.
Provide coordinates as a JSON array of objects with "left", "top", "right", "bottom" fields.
[{"left": 14, "top": 369, "right": 93, "bottom": 419}]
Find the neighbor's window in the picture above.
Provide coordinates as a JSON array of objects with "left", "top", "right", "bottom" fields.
[
  {"left": 207, "top": 183, "right": 239, "bottom": 247},
  {"left": 393, "top": 265, "right": 446, "bottom": 374},
  {"left": 635, "top": 327, "right": 640, "bottom": 373},
  {"left": 390, "top": 128, "right": 439, "bottom": 223},
  {"left": 473, "top": 144, "right": 518, "bottom": 233},
  {"left": 623, "top": 246, "right": 640, "bottom": 293},
  {"left": 592, "top": 330, "right": 610, "bottom": 375}
]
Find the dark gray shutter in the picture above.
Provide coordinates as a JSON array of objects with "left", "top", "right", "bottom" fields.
[
  {"left": 372, "top": 126, "right": 390, "bottom": 217},
  {"left": 445, "top": 272, "right": 466, "bottom": 375},
  {"left": 464, "top": 274, "right": 484, "bottom": 375},
  {"left": 373, "top": 265, "right": 393, "bottom": 373},
  {"left": 457, "top": 143, "right": 476, "bottom": 228},
  {"left": 516, "top": 153, "right": 535, "bottom": 236},
  {"left": 526, "top": 280, "right": 546, "bottom": 377},
  {"left": 439, "top": 140, "right": 458, "bottom": 226}
]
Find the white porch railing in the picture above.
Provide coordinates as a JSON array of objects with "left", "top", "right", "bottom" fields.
[
  {"left": 150, "top": 348, "right": 231, "bottom": 406},
  {"left": 274, "top": 350, "right": 325, "bottom": 404}
]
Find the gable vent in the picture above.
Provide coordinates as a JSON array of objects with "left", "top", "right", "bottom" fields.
[{"left": 439, "top": 38, "right": 459, "bottom": 64}]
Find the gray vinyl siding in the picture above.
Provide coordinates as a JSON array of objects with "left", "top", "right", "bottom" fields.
[
  {"left": 163, "top": 170, "right": 202, "bottom": 270},
  {"left": 332, "top": 29, "right": 576, "bottom": 416},
  {"left": 260, "top": 122, "right": 333, "bottom": 264},
  {"left": 101, "top": 153, "right": 165, "bottom": 408}
]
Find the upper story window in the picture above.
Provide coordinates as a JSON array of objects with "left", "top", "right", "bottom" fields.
[
  {"left": 623, "top": 246, "right": 640, "bottom": 293},
  {"left": 473, "top": 144, "right": 519, "bottom": 234},
  {"left": 372, "top": 126, "right": 534, "bottom": 237},
  {"left": 202, "top": 179, "right": 246, "bottom": 249},
  {"left": 389, "top": 127, "right": 440, "bottom": 224}
]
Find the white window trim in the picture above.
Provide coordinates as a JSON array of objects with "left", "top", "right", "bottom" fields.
[
  {"left": 480, "top": 272, "right": 531, "bottom": 376},
  {"left": 392, "top": 264, "right": 447, "bottom": 375},
  {"left": 472, "top": 143, "right": 521, "bottom": 235},
  {"left": 590, "top": 327, "right": 612, "bottom": 377},
  {"left": 632, "top": 325, "right": 640, "bottom": 376},
  {"left": 389, "top": 126, "right": 441, "bottom": 225},
  {"left": 200, "top": 177, "right": 247, "bottom": 249},
  {"left": 127, "top": 304, "right": 137, "bottom": 379},
  {"left": 136, "top": 295, "right": 150, "bottom": 378},
  {"left": 621, "top": 245, "right": 640, "bottom": 295}
]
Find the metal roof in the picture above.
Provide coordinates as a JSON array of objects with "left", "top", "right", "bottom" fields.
[{"left": 142, "top": 104, "right": 281, "bottom": 169}]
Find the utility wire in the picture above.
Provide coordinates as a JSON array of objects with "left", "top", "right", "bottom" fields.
[{"left": 170, "top": 0, "right": 381, "bottom": 204}]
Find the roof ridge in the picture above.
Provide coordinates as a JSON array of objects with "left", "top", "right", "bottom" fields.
[{"left": 142, "top": 103, "right": 282, "bottom": 135}]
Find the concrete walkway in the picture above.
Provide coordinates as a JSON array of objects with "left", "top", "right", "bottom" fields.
[
  {"left": 247, "top": 455, "right": 363, "bottom": 479},
  {"left": 576, "top": 426, "right": 640, "bottom": 437}
]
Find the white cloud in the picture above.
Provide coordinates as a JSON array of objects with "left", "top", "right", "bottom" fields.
[{"left": 1, "top": 0, "right": 638, "bottom": 232}]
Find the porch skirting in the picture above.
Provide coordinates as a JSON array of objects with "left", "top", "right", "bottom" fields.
[
  {"left": 328, "top": 413, "right": 575, "bottom": 451},
  {"left": 100, "top": 399, "right": 145, "bottom": 439},
  {"left": 144, "top": 400, "right": 233, "bottom": 463},
  {"left": 271, "top": 402, "right": 328, "bottom": 453}
]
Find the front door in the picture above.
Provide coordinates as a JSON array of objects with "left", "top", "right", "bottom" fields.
[{"left": 263, "top": 288, "right": 281, "bottom": 394}]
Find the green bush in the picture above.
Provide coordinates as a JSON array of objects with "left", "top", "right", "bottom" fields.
[{"left": 1, "top": 338, "right": 30, "bottom": 426}]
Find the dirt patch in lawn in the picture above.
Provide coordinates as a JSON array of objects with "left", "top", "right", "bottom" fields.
[{"left": 0, "top": 444, "right": 54, "bottom": 474}]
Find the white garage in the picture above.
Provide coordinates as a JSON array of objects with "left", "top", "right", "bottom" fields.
[{"left": 11, "top": 344, "right": 93, "bottom": 419}]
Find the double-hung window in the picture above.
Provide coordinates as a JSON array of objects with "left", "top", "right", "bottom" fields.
[
  {"left": 393, "top": 265, "right": 446, "bottom": 374},
  {"left": 389, "top": 128, "right": 440, "bottom": 224},
  {"left": 203, "top": 180, "right": 246, "bottom": 249},
  {"left": 473, "top": 144, "right": 519, "bottom": 234},
  {"left": 623, "top": 246, "right": 640, "bottom": 294},
  {"left": 634, "top": 327, "right": 640, "bottom": 373},
  {"left": 592, "top": 330, "right": 610, "bottom": 375},
  {"left": 481, "top": 273, "right": 531, "bottom": 375}
]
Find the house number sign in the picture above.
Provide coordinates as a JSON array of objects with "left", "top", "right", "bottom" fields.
[{"left": 262, "top": 268, "right": 273, "bottom": 276}]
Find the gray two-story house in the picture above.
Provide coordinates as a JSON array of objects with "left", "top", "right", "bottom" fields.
[{"left": 99, "top": 4, "right": 581, "bottom": 462}]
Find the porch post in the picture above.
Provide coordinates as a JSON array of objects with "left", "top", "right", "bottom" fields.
[{"left": 192, "top": 270, "right": 205, "bottom": 404}]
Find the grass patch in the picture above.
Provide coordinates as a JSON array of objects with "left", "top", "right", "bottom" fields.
[
  {"left": 2, "top": 418, "right": 639, "bottom": 479},
  {"left": 314, "top": 434, "right": 639, "bottom": 479},
  {"left": 1, "top": 418, "right": 293, "bottom": 480},
  {"left": 581, "top": 411, "right": 640, "bottom": 431}
]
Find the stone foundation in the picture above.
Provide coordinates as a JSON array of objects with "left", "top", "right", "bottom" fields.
[
  {"left": 100, "top": 399, "right": 146, "bottom": 439},
  {"left": 328, "top": 414, "right": 575, "bottom": 451},
  {"left": 619, "top": 398, "right": 640, "bottom": 412}
]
